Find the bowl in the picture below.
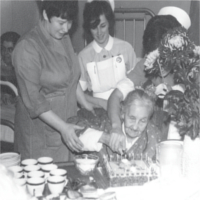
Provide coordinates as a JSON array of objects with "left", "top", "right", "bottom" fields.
[
  {"left": 74, "top": 154, "right": 99, "bottom": 175},
  {"left": 37, "top": 157, "right": 53, "bottom": 166},
  {"left": 21, "top": 158, "right": 38, "bottom": 167},
  {"left": 0, "top": 152, "right": 21, "bottom": 167}
]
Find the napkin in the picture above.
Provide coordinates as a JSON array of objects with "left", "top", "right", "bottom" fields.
[{"left": 79, "top": 128, "right": 103, "bottom": 152}]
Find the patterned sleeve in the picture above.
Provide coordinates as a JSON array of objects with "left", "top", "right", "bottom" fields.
[{"left": 145, "top": 123, "right": 162, "bottom": 159}]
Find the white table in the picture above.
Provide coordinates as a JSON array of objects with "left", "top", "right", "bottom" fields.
[{"left": 102, "top": 177, "right": 200, "bottom": 200}]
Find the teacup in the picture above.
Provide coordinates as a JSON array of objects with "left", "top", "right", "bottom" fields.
[
  {"left": 27, "top": 170, "right": 45, "bottom": 179},
  {"left": 24, "top": 165, "right": 40, "bottom": 178},
  {"left": 27, "top": 177, "right": 45, "bottom": 197},
  {"left": 15, "top": 178, "right": 26, "bottom": 190},
  {"left": 41, "top": 164, "right": 57, "bottom": 179},
  {"left": 47, "top": 175, "right": 66, "bottom": 195},
  {"left": 38, "top": 157, "right": 53, "bottom": 167},
  {"left": 9, "top": 165, "right": 24, "bottom": 178},
  {"left": 21, "top": 159, "right": 38, "bottom": 167},
  {"left": 50, "top": 169, "right": 67, "bottom": 179},
  {"left": 14, "top": 172, "right": 25, "bottom": 179}
]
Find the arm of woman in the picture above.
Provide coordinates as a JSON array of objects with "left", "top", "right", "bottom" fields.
[
  {"left": 85, "top": 94, "right": 107, "bottom": 110},
  {"left": 107, "top": 88, "right": 125, "bottom": 153},
  {"left": 76, "top": 83, "right": 94, "bottom": 112},
  {"left": 76, "top": 82, "right": 107, "bottom": 111},
  {"left": 107, "top": 78, "right": 135, "bottom": 153},
  {"left": 12, "top": 39, "right": 84, "bottom": 152},
  {"left": 39, "top": 110, "right": 84, "bottom": 152}
]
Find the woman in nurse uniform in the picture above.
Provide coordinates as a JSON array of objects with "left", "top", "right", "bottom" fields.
[{"left": 78, "top": 0, "right": 137, "bottom": 100}]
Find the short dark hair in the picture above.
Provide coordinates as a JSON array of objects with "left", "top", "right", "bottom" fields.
[
  {"left": 83, "top": 0, "right": 115, "bottom": 43},
  {"left": 41, "top": 0, "right": 78, "bottom": 21},
  {"left": 143, "top": 15, "right": 181, "bottom": 55},
  {"left": 0, "top": 32, "right": 20, "bottom": 47},
  {"left": 40, "top": 0, "right": 78, "bottom": 35},
  {"left": 123, "top": 89, "right": 156, "bottom": 117}
]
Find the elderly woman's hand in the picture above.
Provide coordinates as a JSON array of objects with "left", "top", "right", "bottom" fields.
[
  {"left": 60, "top": 124, "right": 84, "bottom": 152},
  {"left": 109, "top": 127, "right": 126, "bottom": 154}
]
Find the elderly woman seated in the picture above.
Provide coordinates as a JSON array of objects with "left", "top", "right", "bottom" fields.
[{"left": 78, "top": 88, "right": 165, "bottom": 159}]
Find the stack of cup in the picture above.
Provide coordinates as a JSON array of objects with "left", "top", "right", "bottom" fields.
[
  {"left": 47, "top": 170, "right": 67, "bottom": 195},
  {"left": 21, "top": 158, "right": 38, "bottom": 167},
  {"left": 41, "top": 164, "right": 58, "bottom": 180},
  {"left": 27, "top": 170, "right": 45, "bottom": 179},
  {"left": 9, "top": 165, "right": 26, "bottom": 191},
  {"left": 21, "top": 158, "right": 44, "bottom": 197},
  {"left": 9, "top": 165, "right": 24, "bottom": 179},
  {"left": 38, "top": 157, "right": 53, "bottom": 167},
  {"left": 50, "top": 168, "right": 67, "bottom": 179},
  {"left": 26, "top": 177, "right": 45, "bottom": 197},
  {"left": 37, "top": 157, "right": 57, "bottom": 180},
  {"left": 24, "top": 165, "right": 41, "bottom": 179},
  {"left": 14, "top": 178, "right": 27, "bottom": 191}
]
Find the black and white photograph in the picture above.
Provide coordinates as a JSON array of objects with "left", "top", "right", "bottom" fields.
[{"left": 0, "top": 0, "right": 199, "bottom": 199}]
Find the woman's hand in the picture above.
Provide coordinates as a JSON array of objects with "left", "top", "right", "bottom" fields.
[
  {"left": 155, "top": 83, "right": 171, "bottom": 98},
  {"left": 39, "top": 110, "right": 84, "bottom": 153},
  {"left": 109, "top": 127, "right": 126, "bottom": 154},
  {"left": 60, "top": 124, "right": 84, "bottom": 152}
]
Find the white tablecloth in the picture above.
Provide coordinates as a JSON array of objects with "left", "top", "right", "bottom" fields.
[{"left": 100, "top": 177, "right": 200, "bottom": 200}]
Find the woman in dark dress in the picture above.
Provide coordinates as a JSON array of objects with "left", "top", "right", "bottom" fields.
[{"left": 12, "top": 0, "right": 92, "bottom": 161}]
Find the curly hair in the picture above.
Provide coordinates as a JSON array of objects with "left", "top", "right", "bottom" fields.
[
  {"left": 83, "top": 0, "right": 115, "bottom": 43},
  {"left": 0, "top": 32, "right": 20, "bottom": 47},
  {"left": 143, "top": 15, "right": 181, "bottom": 56}
]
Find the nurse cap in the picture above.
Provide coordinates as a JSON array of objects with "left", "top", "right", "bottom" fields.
[
  {"left": 158, "top": 6, "right": 191, "bottom": 29},
  {"left": 87, "top": 0, "right": 115, "bottom": 11}
]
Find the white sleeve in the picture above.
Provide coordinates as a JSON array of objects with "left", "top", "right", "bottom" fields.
[
  {"left": 79, "top": 128, "right": 103, "bottom": 152},
  {"left": 78, "top": 53, "right": 88, "bottom": 91},
  {"left": 116, "top": 78, "right": 134, "bottom": 100},
  {"left": 79, "top": 80, "right": 88, "bottom": 91},
  {"left": 172, "top": 84, "right": 184, "bottom": 93}
]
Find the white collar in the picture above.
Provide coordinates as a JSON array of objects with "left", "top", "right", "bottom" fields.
[{"left": 92, "top": 35, "right": 114, "bottom": 53}]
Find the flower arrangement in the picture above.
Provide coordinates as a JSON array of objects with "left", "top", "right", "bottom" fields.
[{"left": 144, "top": 26, "right": 200, "bottom": 139}]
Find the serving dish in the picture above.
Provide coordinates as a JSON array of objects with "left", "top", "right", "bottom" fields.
[{"left": 74, "top": 154, "right": 99, "bottom": 175}]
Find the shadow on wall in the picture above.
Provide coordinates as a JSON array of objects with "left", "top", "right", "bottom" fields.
[{"left": 1, "top": 0, "right": 40, "bottom": 37}]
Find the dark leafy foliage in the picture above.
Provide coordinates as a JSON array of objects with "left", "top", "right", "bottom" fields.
[
  {"left": 146, "top": 27, "right": 200, "bottom": 139},
  {"left": 67, "top": 108, "right": 112, "bottom": 135}
]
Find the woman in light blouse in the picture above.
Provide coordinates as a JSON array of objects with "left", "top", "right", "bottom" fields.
[{"left": 79, "top": 0, "right": 137, "bottom": 100}]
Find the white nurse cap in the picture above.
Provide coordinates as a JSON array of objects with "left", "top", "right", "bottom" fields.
[
  {"left": 158, "top": 6, "right": 191, "bottom": 29},
  {"left": 87, "top": 0, "right": 115, "bottom": 11},
  {"left": 107, "top": 0, "right": 115, "bottom": 11}
]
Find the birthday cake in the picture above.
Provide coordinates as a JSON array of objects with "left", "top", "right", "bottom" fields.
[{"left": 102, "top": 156, "right": 159, "bottom": 187}]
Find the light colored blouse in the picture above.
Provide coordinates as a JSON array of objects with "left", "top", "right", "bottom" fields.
[{"left": 78, "top": 36, "right": 137, "bottom": 99}]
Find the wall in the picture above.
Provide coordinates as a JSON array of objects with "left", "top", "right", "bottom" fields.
[
  {"left": 72, "top": 0, "right": 191, "bottom": 56},
  {"left": 1, "top": 0, "right": 191, "bottom": 56},
  {"left": 0, "top": 0, "right": 39, "bottom": 37}
]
